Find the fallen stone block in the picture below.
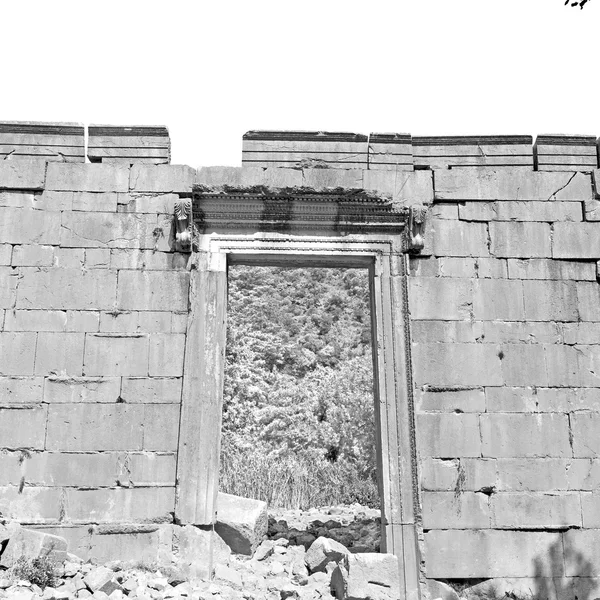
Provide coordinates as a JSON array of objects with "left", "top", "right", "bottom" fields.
[
  {"left": 0, "top": 524, "right": 67, "bottom": 568},
  {"left": 172, "top": 525, "right": 230, "bottom": 581},
  {"left": 427, "top": 580, "right": 460, "bottom": 600},
  {"left": 83, "top": 566, "right": 122, "bottom": 595},
  {"left": 213, "top": 564, "right": 242, "bottom": 590},
  {"left": 305, "top": 537, "right": 349, "bottom": 574},
  {"left": 215, "top": 492, "right": 268, "bottom": 556},
  {"left": 330, "top": 553, "right": 400, "bottom": 600}
]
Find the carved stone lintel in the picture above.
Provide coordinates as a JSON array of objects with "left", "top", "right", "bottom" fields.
[
  {"left": 174, "top": 198, "right": 193, "bottom": 252},
  {"left": 408, "top": 205, "right": 427, "bottom": 253}
]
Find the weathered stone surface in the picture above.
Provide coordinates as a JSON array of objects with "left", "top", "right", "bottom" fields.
[
  {"left": 34, "top": 332, "right": 85, "bottom": 376},
  {"left": 577, "top": 282, "right": 600, "bottom": 321},
  {"left": 481, "top": 414, "right": 571, "bottom": 457},
  {"left": 330, "top": 553, "right": 400, "bottom": 600},
  {"left": 117, "top": 271, "right": 189, "bottom": 312},
  {"left": 0, "top": 332, "right": 37, "bottom": 375},
  {"left": 408, "top": 278, "right": 472, "bottom": 320},
  {"left": 553, "top": 223, "right": 600, "bottom": 259},
  {"left": 490, "top": 222, "right": 552, "bottom": 258},
  {"left": 523, "top": 280, "right": 578, "bottom": 321},
  {"left": 499, "top": 344, "right": 548, "bottom": 386},
  {"left": 472, "top": 279, "right": 525, "bottom": 321},
  {"left": 84, "top": 334, "right": 149, "bottom": 376},
  {"left": 143, "top": 404, "right": 180, "bottom": 451},
  {"left": 0, "top": 523, "right": 67, "bottom": 567},
  {"left": 424, "top": 529, "right": 563, "bottom": 578},
  {"left": 362, "top": 169, "right": 433, "bottom": 204},
  {"left": 422, "top": 492, "right": 490, "bottom": 529},
  {"left": 0, "top": 208, "right": 60, "bottom": 245},
  {"left": 46, "top": 163, "right": 129, "bottom": 192},
  {"left": 0, "top": 406, "right": 47, "bottom": 449},
  {"left": 173, "top": 525, "right": 231, "bottom": 580},
  {"left": 215, "top": 492, "right": 268, "bottom": 556},
  {"left": 430, "top": 220, "right": 489, "bottom": 257},
  {"left": 0, "top": 377, "right": 44, "bottom": 403},
  {"left": 562, "top": 323, "right": 600, "bottom": 344},
  {"left": 413, "top": 343, "right": 502, "bottom": 386},
  {"left": 44, "top": 376, "right": 120, "bottom": 403},
  {"left": 130, "top": 164, "right": 195, "bottom": 193},
  {"left": 46, "top": 404, "right": 144, "bottom": 451},
  {"left": 416, "top": 388, "right": 485, "bottom": 413},
  {"left": 84, "top": 566, "right": 122, "bottom": 594},
  {"left": 125, "top": 453, "right": 176, "bottom": 486},
  {"left": 508, "top": 258, "right": 596, "bottom": 281},
  {"left": 535, "top": 387, "right": 600, "bottom": 413},
  {"left": 571, "top": 413, "right": 600, "bottom": 457},
  {"left": 563, "top": 530, "right": 600, "bottom": 576},
  {"left": 60, "top": 212, "right": 157, "bottom": 249},
  {"left": 410, "top": 320, "right": 483, "bottom": 343},
  {"left": 12, "top": 245, "right": 54, "bottom": 267},
  {"left": 5, "top": 309, "right": 73, "bottom": 333},
  {"left": 482, "top": 321, "right": 561, "bottom": 344},
  {"left": 485, "top": 387, "right": 539, "bottom": 412},
  {"left": 120, "top": 377, "right": 182, "bottom": 403},
  {"left": 0, "top": 160, "right": 46, "bottom": 190},
  {"left": 427, "top": 580, "right": 460, "bottom": 600},
  {"left": 149, "top": 334, "right": 185, "bottom": 376},
  {"left": 459, "top": 200, "right": 582, "bottom": 222},
  {"left": 304, "top": 537, "right": 349, "bottom": 573},
  {"left": 416, "top": 413, "right": 481, "bottom": 457},
  {"left": 435, "top": 170, "right": 592, "bottom": 202},
  {"left": 491, "top": 492, "right": 582, "bottom": 528},
  {"left": 17, "top": 268, "right": 117, "bottom": 310}
]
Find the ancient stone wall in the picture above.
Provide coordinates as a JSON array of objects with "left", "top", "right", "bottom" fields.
[{"left": 2, "top": 123, "right": 600, "bottom": 596}]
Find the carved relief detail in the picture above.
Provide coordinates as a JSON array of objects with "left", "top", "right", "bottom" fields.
[
  {"left": 408, "top": 205, "right": 427, "bottom": 253},
  {"left": 174, "top": 198, "right": 193, "bottom": 252}
]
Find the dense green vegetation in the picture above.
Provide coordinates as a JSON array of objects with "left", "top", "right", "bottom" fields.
[{"left": 219, "top": 266, "right": 379, "bottom": 508}]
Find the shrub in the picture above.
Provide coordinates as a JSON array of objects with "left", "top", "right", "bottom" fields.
[{"left": 11, "top": 556, "right": 57, "bottom": 589}]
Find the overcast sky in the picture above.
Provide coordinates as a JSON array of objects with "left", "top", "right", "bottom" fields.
[{"left": 3, "top": 0, "right": 598, "bottom": 167}]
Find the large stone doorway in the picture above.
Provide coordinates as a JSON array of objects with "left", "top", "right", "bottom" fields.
[{"left": 174, "top": 189, "right": 421, "bottom": 600}]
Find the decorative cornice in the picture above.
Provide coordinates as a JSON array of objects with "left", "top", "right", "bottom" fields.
[
  {"left": 88, "top": 125, "right": 169, "bottom": 137},
  {"left": 535, "top": 135, "right": 597, "bottom": 146},
  {"left": 243, "top": 130, "right": 368, "bottom": 143},
  {"left": 0, "top": 121, "right": 84, "bottom": 136},
  {"left": 413, "top": 135, "right": 533, "bottom": 146}
]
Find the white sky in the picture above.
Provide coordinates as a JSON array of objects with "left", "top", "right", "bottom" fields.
[{"left": 2, "top": 0, "right": 598, "bottom": 167}]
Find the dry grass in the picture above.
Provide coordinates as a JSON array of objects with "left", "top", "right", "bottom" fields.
[{"left": 219, "top": 449, "right": 379, "bottom": 509}]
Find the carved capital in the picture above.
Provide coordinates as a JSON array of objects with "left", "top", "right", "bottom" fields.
[
  {"left": 174, "top": 198, "right": 193, "bottom": 252},
  {"left": 407, "top": 205, "right": 427, "bottom": 253}
]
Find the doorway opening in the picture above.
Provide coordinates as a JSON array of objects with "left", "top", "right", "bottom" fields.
[{"left": 219, "top": 264, "right": 381, "bottom": 550}]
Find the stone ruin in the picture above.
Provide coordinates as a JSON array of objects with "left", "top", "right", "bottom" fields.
[{"left": 1, "top": 123, "right": 600, "bottom": 599}]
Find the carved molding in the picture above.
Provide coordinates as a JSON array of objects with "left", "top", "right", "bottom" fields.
[
  {"left": 174, "top": 198, "right": 193, "bottom": 252},
  {"left": 408, "top": 206, "right": 427, "bottom": 253}
]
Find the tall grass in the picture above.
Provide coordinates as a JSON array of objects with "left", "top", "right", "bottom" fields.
[{"left": 219, "top": 448, "right": 379, "bottom": 509}]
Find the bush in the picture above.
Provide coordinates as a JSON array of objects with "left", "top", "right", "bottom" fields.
[
  {"left": 11, "top": 556, "right": 57, "bottom": 589},
  {"left": 219, "top": 446, "right": 379, "bottom": 509}
]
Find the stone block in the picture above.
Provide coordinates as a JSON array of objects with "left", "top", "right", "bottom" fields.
[
  {"left": 46, "top": 163, "right": 129, "bottom": 192},
  {"left": 523, "top": 280, "right": 578, "bottom": 321},
  {"left": 562, "top": 323, "right": 600, "bottom": 344},
  {"left": 143, "top": 405, "right": 180, "bottom": 451},
  {"left": 437, "top": 257, "right": 478, "bottom": 278},
  {"left": 54, "top": 247, "right": 84, "bottom": 268},
  {"left": 424, "top": 529, "right": 563, "bottom": 578},
  {"left": 500, "top": 345, "right": 548, "bottom": 386},
  {"left": 99, "top": 310, "right": 172, "bottom": 333},
  {"left": 17, "top": 268, "right": 117, "bottom": 310},
  {"left": 416, "top": 388, "right": 485, "bottom": 413},
  {"left": 571, "top": 413, "right": 600, "bottom": 457},
  {"left": 117, "top": 193, "right": 177, "bottom": 214},
  {"left": 0, "top": 406, "right": 47, "bottom": 448},
  {"left": 459, "top": 200, "right": 582, "bottom": 222},
  {"left": 0, "top": 268, "right": 18, "bottom": 309},
  {"left": 34, "top": 332, "right": 85, "bottom": 376},
  {"left": 416, "top": 413, "right": 481, "bottom": 457},
  {"left": 413, "top": 343, "right": 502, "bottom": 386},
  {"left": 60, "top": 212, "right": 157, "bottom": 249},
  {"left": 577, "top": 282, "right": 600, "bottom": 321},
  {"left": 485, "top": 387, "right": 539, "bottom": 412},
  {"left": 330, "top": 553, "right": 400, "bottom": 600},
  {"left": 419, "top": 458, "right": 496, "bottom": 493},
  {"left": 544, "top": 345, "right": 585, "bottom": 387},
  {"left": 0, "top": 207, "right": 60, "bottom": 245},
  {"left": 46, "top": 404, "right": 144, "bottom": 451},
  {"left": 173, "top": 524, "right": 231, "bottom": 581},
  {"left": 585, "top": 199, "right": 600, "bottom": 220},
  {"left": 0, "top": 332, "right": 37, "bottom": 375},
  {"left": 0, "top": 524, "right": 67, "bottom": 568},
  {"left": 129, "top": 164, "right": 195, "bottom": 193},
  {"left": 430, "top": 203, "right": 458, "bottom": 219},
  {"left": 496, "top": 459, "right": 568, "bottom": 491},
  {"left": 214, "top": 492, "right": 268, "bottom": 556},
  {"left": 472, "top": 279, "right": 525, "bottom": 321},
  {"left": 43, "top": 377, "right": 120, "bottom": 403},
  {"left": 434, "top": 169, "right": 592, "bottom": 202},
  {"left": 362, "top": 170, "right": 434, "bottom": 204},
  {"left": 66, "top": 310, "right": 100, "bottom": 332},
  {"left": 84, "top": 566, "right": 122, "bottom": 595},
  {"left": 0, "top": 244, "right": 12, "bottom": 265},
  {"left": 120, "top": 377, "right": 182, "bottom": 403},
  {"left": 553, "top": 223, "right": 600, "bottom": 259},
  {"left": 110, "top": 248, "right": 187, "bottom": 270},
  {"left": 85, "top": 248, "right": 110, "bottom": 268},
  {"left": 304, "top": 536, "right": 349, "bottom": 573},
  {"left": 430, "top": 220, "right": 489, "bottom": 257},
  {"left": 420, "top": 458, "right": 460, "bottom": 491},
  {"left": 408, "top": 278, "right": 473, "bottom": 320},
  {"left": 0, "top": 191, "right": 37, "bottom": 208},
  {"left": 422, "top": 492, "right": 490, "bottom": 529},
  {"left": 71, "top": 192, "right": 118, "bottom": 212},
  {"left": 490, "top": 222, "right": 551, "bottom": 258},
  {"left": 12, "top": 245, "right": 54, "bottom": 267},
  {"left": 117, "top": 271, "right": 189, "bottom": 311},
  {"left": 0, "top": 377, "right": 44, "bottom": 403},
  {"left": 581, "top": 493, "right": 600, "bottom": 527},
  {"left": 491, "top": 492, "right": 581, "bottom": 528},
  {"left": 125, "top": 453, "right": 177, "bottom": 486},
  {"left": 563, "top": 530, "right": 600, "bottom": 576},
  {"left": 410, "top": 321, "right": 483, "bottom": 343},
  {"left": 0, "top": 486, "right": 61, "bottom": 522},
  {"left": 84, "top": 334, "right": 149, "bottom": 376},
  {"left": 476, "top": 257, "right": 508, "bottom": 278},
  {"left": 535, "top": 388, "right": 600, "bottom": 413},
  {"left": 508, "top": 258, "right": 596, "bottom": 281},
  {"left": 149, "top": 334, "right": 185, "bottom": 376},
  {"left": 66, "top": 488, "right": 175, "bottom": 523},
  {"left": 481, "top": 413, "right": 571, "bottom": 457},
  {"left": 0, "top": 160, "right": 46, "bottom": 190},
  {"left": 25, "top": 452, "right": 118, "bottom": 487},
  {"left": 482, "top": 322, "right": 561, "bottom": 344}
]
